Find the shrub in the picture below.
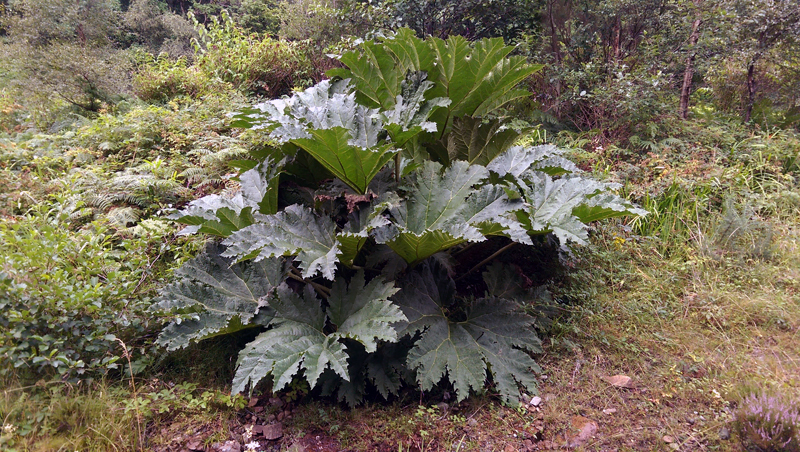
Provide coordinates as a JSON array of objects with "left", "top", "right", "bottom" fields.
[
  {"left": 192, "top": 11, "right": 315, "bottom": 97},
  {"left": 0, "top": 214, "right": 152, "bottom": 379},
  {"left": 133, "top": 54, "right": 213, "bottom": 103},
  {"left": 735, "top": 391, "right": 800, "bottom": 452},
  {"left": 155, "top": 29, "right": 646, "bottom": 406},
  {"left": 278, "top": 0, "right": 390, "bottom": 50}
]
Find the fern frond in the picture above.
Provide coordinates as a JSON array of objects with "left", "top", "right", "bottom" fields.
[{"left": 106, "top": 207, "right": 141, "bottom": 228}]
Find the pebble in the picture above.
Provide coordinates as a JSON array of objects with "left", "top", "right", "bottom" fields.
[{"left": 529, "top": 396, "right": 542, "bottom": 407}]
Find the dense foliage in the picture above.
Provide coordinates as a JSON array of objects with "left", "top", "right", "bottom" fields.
[{"left": 154, "top": 30, "right": 645, "bottom": 405}]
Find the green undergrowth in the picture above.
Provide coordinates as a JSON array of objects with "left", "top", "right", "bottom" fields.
[{"left": 1, "top": 50, "right": 799, "bottom": 451}]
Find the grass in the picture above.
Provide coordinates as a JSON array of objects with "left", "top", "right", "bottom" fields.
[{"left": 4, "top": 210, "right": 796, "bottom": 451}]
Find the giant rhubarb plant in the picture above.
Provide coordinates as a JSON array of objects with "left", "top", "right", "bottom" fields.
[{"left": 155, "top": 29, "right": 646, "bottom": 406}]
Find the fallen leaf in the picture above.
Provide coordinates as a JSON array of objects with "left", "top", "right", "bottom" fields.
[
  {"left": 261, "top": 423, "right": 283, "bottom": 440},
  {"left": 662, "top": 435, "right": 675, "bottom": 443},
  {"left": 529, "top": 396, "right": 542, "bottom": 407},
  {"left": 602, "top": 408, "right": 617, "bottom": 415},
  {"left": 601, "top": 375, "right": 633, "bottom": 388},
  {"left": 186, "top": 439, "right": 203, "bottom": 451},
  {"left": 248, "top": 397, "right": 260, "bottom": 407},
  {"left": 568, "top": 416, "right": 598, "bottom": 448}
]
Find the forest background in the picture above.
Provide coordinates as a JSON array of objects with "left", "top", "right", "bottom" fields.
[{"left": 0, "top": 0, "right": 799, "bottom": 450}]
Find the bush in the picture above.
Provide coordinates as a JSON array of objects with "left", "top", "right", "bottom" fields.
[
  {"left": 278, "top": 0, "right": 389, "bottom": 49},
  {"left": 193, "top": 11, "right": 316, "bottom": 97},
  {"left": 133, "top": 54, "right": 214, "bottom": 103},
  {"left": 123, "top": 0, "right": 197, "bottom": 58},
  {"left": 155, "top": 29, "right": 646, "bottom": 406},
  {"left": 0, "top": 213, "right": 153, "bottom": 379}
]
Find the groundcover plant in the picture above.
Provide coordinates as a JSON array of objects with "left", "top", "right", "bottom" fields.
[{"left": 153, "top": 28, "right": 646, "bottom": 406}]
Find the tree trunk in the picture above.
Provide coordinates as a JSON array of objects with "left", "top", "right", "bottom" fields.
[
  {"left": 547, "top": 0, "right": 562, "bottom": 65},
  {"left": 744, "top": 58, "right": 758, "bottom": 123},
  {"left": 679, "top": 16, "right": 702, "bottom": 119},
  {"left": 612, "top": 16, "right": 621, "bottom": 64}
]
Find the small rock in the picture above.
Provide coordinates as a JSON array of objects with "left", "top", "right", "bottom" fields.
[
  {"left": 248, "top": 397, "right": 260, "bottom": 407},
  {"left": 269, "top": 397, "right": 284, "bottom": 408},
  {"left": 568, "top": 416, "right": 598, "bottom": 448},
  {"left": 719, "top": 427, "right": 731, "bottom": 440},
  {"left": 187, "top": 440, "right": 203, "bottom": 451},
  {"left": 436, "top": 402, "right": 449, "bottom": 412},
  {"left": 522, "top": 439, "right": 533, "bottom": 451},
  {"left": 602, "top": 408, "right": 617, "bottom": 415},
  {"left": 261, "top": 423, "right": 283, "bottom": 441},
  {"left": 503, "top": 444, "right": 517, "bottom": 452},
  {"left": 529, "top": 396, "right": 542, "bottom": 407},
  {"left": 267, "top": 414, "right": 276, "bottom": 422},
  {"left": 662, "top": 435, "right": 674, "bottom": 443},
  {"left": 277, "top": 411, "right": 286, "bottom": 421},
  {"left": 467, "top": 418, "right": 479, "bottom": 427},
  {"left": 686, "top": 417, "right": 695, "bottom": 425}
]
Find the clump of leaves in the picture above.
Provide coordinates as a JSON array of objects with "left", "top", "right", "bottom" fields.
[
  {"left": 0, "top": 214, "right": 156, "bottom": 379},
  {"left": 155, "top": 29, "right": 646, "bottom": 406}
]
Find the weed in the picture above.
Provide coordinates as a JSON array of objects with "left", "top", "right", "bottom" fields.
[{"left": 734, "top": 391, "right": 800, "bottom": 452}]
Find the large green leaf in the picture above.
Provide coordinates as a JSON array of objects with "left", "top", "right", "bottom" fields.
[
  {"left": 424, "top": 35, "right": 542, "bottom": 137},
  {"left": 232, "top": 284, "right": 337, "bottom": 394},
  {"left": 438, "top": 116, "right": 522, "bottom": 166},
  {"left": 170, "top": 159, "right": 282, "bottom": 236},
  {"left": 376, "top": 161, "right": 487, "bottom": 263},
  {"left": 573, "top": 192, "right": 649, "bottom": 223},
  {"left": 381, "top": 72, "right": 451, "bottom": 148},
  {"left": 462, "top": 184, "right": 529, "bottom": 244},
  {"left": 325, "top": 271, "right": 403, "bottom": 353},
  {"left": 232, "top": 274, "right": 404, "bottom": 394},
  {"left": 222, "top": 204, "right": 340, "bottom": 280},
  {"left": 515, "top": 172, "right": 647, "bottom": 244},
  {"left": 330, "top": 30, "right": 542, "bottom": 152},
  {"left": 291, "top": 128, "right": 397, "bottom": 195},
  {"left": 328, "top": 41, "right": 404, "bottom": 109},
  {"left": 487, "top": 145, "right": 580, "bottom": 178},
  {"left": 373, "top": 161, "right": 525, "bottom": 263},
  {"left": 233, "top": 79, "right": 353, "bottom": 136},
  {"left": 393, "top": 262, "right": 541, "bottom": 403},
  {"left": 152, "top": 244, "right": 286, "bottom": 351}
]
